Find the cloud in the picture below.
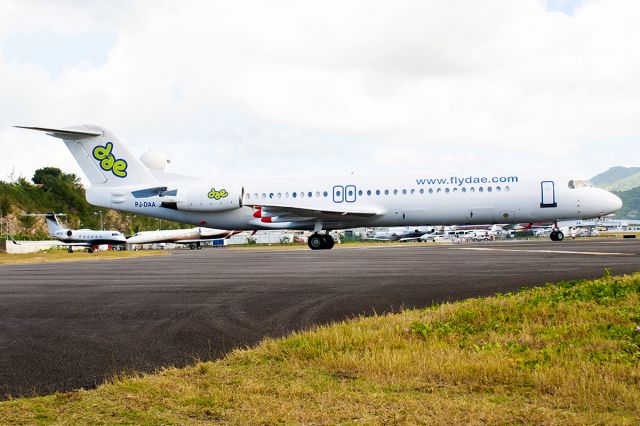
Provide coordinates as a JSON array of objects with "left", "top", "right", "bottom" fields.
[{"left": 1, "top": 0, "right": 639, "bottom": 184}]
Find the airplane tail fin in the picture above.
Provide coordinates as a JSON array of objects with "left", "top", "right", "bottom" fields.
[
  {"left": 45, "top": 213, "right": 62, "bottom": 235},
  {"left": 15, "top": 125, "right": 158, "bottom": 187}
]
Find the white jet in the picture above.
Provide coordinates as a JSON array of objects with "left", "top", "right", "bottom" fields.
[
  {"left": 127, "top": 227, "right": 240, "bottom": 249},
  {"left": 17, "top": 125, "right": 623, "bottom": 250},
  {"left": 44, "top": 213, "right": 126, "bottom": 252}
]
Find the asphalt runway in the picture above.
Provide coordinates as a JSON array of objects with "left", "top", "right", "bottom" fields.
[{"left": 0, "top": 239, "right": 638, "bottom": 398}]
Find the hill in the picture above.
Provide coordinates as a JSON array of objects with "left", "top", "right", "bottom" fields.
[
  {"left": 0, "top": 167, "right": 189, "bottom": 240},
  {"left": 613, "top": 187, "right": 640, "bottom": 220},
  {"left": 591, "top": 166, "right": 640, "bottom": 188}
]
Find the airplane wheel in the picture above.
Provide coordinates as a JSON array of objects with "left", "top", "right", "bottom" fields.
[
  {"left": 68, "top": 247, "right": 73, "bottom": 253},
  {"left": 555, "top": 231, "right": 564, "bottom": 241},
  {"left": 308, "top": 234, "right": 324, "bottom": 250},
  {"left": 322, "top": 234, "right": 335, "bottom": 249},
  {"left": 88, "top": 248, "right": 94, "bottom": 253}
]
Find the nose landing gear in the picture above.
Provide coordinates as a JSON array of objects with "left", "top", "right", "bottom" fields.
[{"left": 308, "top": 233, "right": 335, "bottom": 250}]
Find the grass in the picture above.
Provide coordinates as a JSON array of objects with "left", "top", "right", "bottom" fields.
[
  {"left": 0, "top": 249, "right": 168, "bottom": 265},
  {"left": 1, "top": 272, "right": 639, "bottom": 424}
]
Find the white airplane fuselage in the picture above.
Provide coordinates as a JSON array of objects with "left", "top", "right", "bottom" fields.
[
  {"left": 86, "top": 171, "right": 622, "bottom": 231},
  {"left": 18, "top": 125, "right": 623, "bottom": 248}
]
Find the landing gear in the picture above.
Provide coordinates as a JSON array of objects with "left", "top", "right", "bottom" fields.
[
  {"left": 189, "top": 242, "right": 202, "bottom": 250},
  {"left": 308, "top": 233, "right": 335, "bottom": 250},
  {"left": 550, "top": 230, "right": 564, "bottom": 241}
]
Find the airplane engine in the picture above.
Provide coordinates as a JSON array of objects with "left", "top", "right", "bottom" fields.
[
  {"left": 175, "top": 183, "right": 243, "bottom": 212},
  {"left": 67, "top": 230, "right": 73, "bottom": 237}
]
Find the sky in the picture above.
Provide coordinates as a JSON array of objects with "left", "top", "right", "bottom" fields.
[{"left": 0, "top": 0, "right": 639, "bottom": 184}]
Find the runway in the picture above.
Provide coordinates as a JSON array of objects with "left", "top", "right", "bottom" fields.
[{"left": 0, "top": 239, "right": 638, "bottom": 398}]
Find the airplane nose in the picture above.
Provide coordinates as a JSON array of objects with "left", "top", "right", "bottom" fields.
[{"left": 605, "top": 191, "right": 623, "bottom": 214}]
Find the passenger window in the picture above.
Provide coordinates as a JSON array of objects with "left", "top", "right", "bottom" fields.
[
  {"left": 277, "top": 193, "right": 282, "bottom": 198},
  {"left": 376, "top": 190, "right": 381, "bottom": 195},
  {"left": 419, "top": 188, "right": 424, "bottom": 194},
  {"left": 323, "top": 191, "right": 328, "bottom": 197},
  {"left": 402, "top": 189, "right": 407, "bottom": 194},
  {"left": 470, "top": 187, "right": 475, "bottom": 192},
  {"left": 262, "top": 193, "right": 266, "bottom": 199},
  {"left": 453, "top": 187, "right": 458, "bottom": 192},
  {"left": 316, "top": 191, "right": 320, "bottom": 197},
  {"left": 462, "top": 187, "right": 467, "bottom": 193},
  {"left": 358, "top": 190, "right": 363, "bottom": 196},
  {"left": 308, "top": 191, "right": 312, "bottom": 198},
  {"left": 505, "top": 186, "right": 510, "bottom": 192},
  {"left": 384, "top": 190, "right": 389, "bottom": 195},
  {"left": 487, "top": 187, "right": 492, "bottom": 192},
  {"left": 292, "top": 192, "right": 297, "bottom": 198},
  {"left": 393, "top": 189, "right": 398, "bottom": 195},
  {"left": 437, "top": 188, "right": 441, "bottom": 193},
  {"left": 410, "top": 189, "right": 415, "bottom": 194},
  {"left": 479, "top": 187, "right": 484, "bottom": 193},
  {"left": 496, "top": 186, "right": 501, "bottom": 192},
  {"left": 568, "top": 180, "right": 575, "bottom": 189},
  {"left": 445, "top": 188, "right": 450, "bottom": 193},
  {"left": 367, "top": 190, "right": 372, "bottom": 196}
]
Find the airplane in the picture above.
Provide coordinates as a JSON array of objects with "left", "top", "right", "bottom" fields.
[
  {"left": 44, "top": 213, "right": 126, "bottom": 252},
  {"left": 363, "top": 226, "right": 435, "bottom": 242},
  {"left": 127, "top": 227, "right": 240, "bottom": 249},
  {"left": 16, "top": 125, "right": 623, "bottom": 250}
]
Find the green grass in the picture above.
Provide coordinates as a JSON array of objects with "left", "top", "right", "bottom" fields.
[
  {"left": 0, "top": 249, "right": 168, "bottom": 265},
  {"left": 1, "top": 272, "right": 639, "bottom": 424}
]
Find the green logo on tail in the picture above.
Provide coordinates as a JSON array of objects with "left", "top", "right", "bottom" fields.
[{"left": 92, "top": 142, "right": 128, "bottom": 178}]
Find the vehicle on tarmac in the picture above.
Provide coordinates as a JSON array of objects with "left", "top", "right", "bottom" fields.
[
  {"left": 18, "top": 125, "right": 623, "bottom": 250},
  {"left": 44, "top": 213, "right": 126, "bottom": 252}
]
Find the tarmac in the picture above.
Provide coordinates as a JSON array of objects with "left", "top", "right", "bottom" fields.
[{"left": 0, "top": 239, "right": 638, "bottom": 398}]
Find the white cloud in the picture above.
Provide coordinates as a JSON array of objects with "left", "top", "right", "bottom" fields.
[{"left": 1, "top": 0, "right": 639, "bottom": 184}]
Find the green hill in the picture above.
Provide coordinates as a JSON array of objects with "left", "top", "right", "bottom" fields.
[
  {"left": 0, "top": 167, "right": 188, "bottom": 240},
  {"left": 591, "top": 166, "right": 640, "bottom": 188},
  {"left": 613, "top": 187, "right": 640, "bottom": 220}
]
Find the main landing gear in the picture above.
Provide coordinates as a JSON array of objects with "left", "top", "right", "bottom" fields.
[
  {"left": 307, "top": 233, "right": 335, "bottom": 250},
  {"left": 550, "top": 229, "right": 564, "bottom": 242}
]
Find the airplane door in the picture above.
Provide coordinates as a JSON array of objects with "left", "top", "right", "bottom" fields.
[
  {"left": 333, "top": 185, "right": 344, "bottom": 203},
  {"left": 345, "top": 185, "right": 356, "bottom": 203},
  {"left": 540, "top": 181, "right": 557, "bottom": 208}
]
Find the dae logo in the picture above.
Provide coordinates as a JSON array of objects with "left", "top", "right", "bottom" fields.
[
  {"left": 92, "top": 142, "right": 128, "bottom": 178},
  {"left": 208, "top": 187, "right": 228, "bottom": 200}
]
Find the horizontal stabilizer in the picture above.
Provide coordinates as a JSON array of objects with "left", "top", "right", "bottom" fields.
[{"left": 14, "top": 126, "right": 102, "bottom": 140}]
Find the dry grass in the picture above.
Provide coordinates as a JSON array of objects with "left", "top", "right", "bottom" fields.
[
  {"left": 0, "top": 249, "right": 168, "bottom": 265},
  {"left": 1, "top": 272, "right": 638, "bottom": 425}
]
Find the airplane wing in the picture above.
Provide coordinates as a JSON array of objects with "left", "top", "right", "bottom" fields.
[{"left": 246, "top": 203, "right": 380, "bottom": 224}]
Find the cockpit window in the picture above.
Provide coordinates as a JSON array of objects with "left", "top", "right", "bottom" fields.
[{"left": 568, "top": 179, "right": 592, "bottom": 189}]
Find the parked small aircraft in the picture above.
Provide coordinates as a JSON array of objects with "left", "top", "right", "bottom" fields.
[
  {"left": 127, "top": 227, "right": 240, "bottom": 249},
  {"left": 44, "top": 213, "right": 126, "bottom": 252}
]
